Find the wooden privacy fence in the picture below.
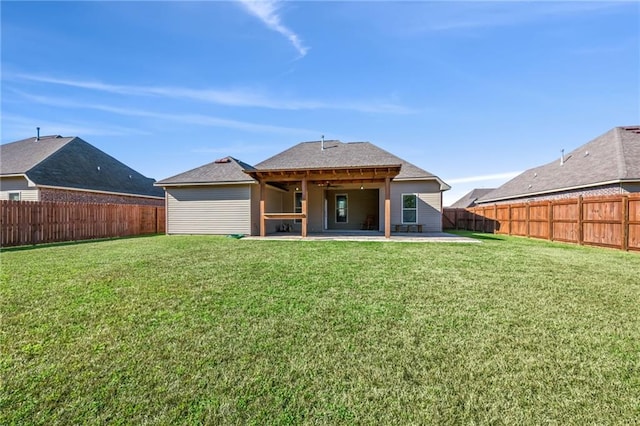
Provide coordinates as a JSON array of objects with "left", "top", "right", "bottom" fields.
[
  {"left": 1, "top": 200, "right": 166, "bottom": 247},
  {"left": 443, "top": 194, "right": 640, "bottom": 251}
]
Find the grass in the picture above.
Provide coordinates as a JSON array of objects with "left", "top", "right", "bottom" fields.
[{"left": 1, "top": 232, "right": 639, "bottom": 424}]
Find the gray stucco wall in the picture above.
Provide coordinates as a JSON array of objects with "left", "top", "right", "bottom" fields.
[
  {"left": 387, "top": 180, "right": 443, "bottom": 232},
  {"left": 326, "top": 189, "right": 379, "bottom": 230},
  {"left": 251, "top": 184, "right": 286, "bottom": 235}
]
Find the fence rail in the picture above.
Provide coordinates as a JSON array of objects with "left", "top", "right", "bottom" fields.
[
  {"left": 1, "top": 200, "right": 165, "bottom": 247},
  {"left": 443, "top": 194, "right": 640, "bottom": 252}
]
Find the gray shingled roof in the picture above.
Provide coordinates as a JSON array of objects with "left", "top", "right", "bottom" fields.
[
  {"left": 1, "top": 135, "right": 75, "bottom": 174},
  {"left": 255, "top": 140, "right": 450, "bottom": 188},
  {"left": 479, "top": 126, "right": 640, "bottom": 203},
  {"left": 156, "top": 157, "right": 256, "bottom": 185},
  {"left": 449, "top": 188, "right": 495, "bottom": 208},
  {"left": 1, "top": 136, "right": 164, "bottom": 198}
]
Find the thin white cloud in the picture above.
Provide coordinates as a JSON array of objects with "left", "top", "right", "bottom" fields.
[
  {"left": 1, "top": 113, "right": 151, "bottom": 141},
  {"left": 237, "top": 0, "right": 308, "bottom": 58},
  {"left": 13, "top": 91, "right": 318, "bottom": 136},
  {"left": 10, "top": 73, "right": 415, "bottom": 114},
  {"left": 408, "top": 2, "right": 628, "bottom": 33},
  {"left": 447, "top": 171, "right": 521, "bottom": 184}
]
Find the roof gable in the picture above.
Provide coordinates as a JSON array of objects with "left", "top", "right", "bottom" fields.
[
  {"left": 157, "top": 140, "right": 450, "bottom": 190},
  {"left": 156, "top": 157, "right": 256, "bottom": 186},
  {"left": 479, "top": 126, "right": 640, "bottom": 203}
]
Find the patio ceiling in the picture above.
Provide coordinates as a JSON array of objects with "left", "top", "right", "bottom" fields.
[{"left": 245, "top": 165, "right": 402, "bottom": 185}]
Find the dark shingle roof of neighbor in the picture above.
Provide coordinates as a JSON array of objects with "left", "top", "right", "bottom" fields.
[
  {"left": 478, "top": 126, "right": 640, "bottom": 203},
  {"left": 449, "top": 188, "right": 496, "bottom": 208},
  {"left": 255, "top": 140, "right": 450, "bottom": 189},
  {"left": 156, "top": 157, "right": 256, "bottom": 185},
  {"left": 1, "top": 135, "right": 76, "bottom": 174},
  {"left": 0, "top": 135, "right": 164, "bottom": 198}
]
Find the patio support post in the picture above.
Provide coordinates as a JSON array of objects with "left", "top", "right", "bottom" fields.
[
  {"left": 385, "top": 177, "right": 391, "bottom": 238},
  {"left": 259, "top": 179, "right": 266, "bottom": 237},
  {"left": 301, "top": 177, "right": 308, "bottom": 238}
]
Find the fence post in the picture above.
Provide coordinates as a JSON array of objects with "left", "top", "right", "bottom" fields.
[
  {"left": 577, "top": 196, "right": 584, "bottom": 245},
  {"left": 494, "top": 204, "right": 498, "bottom": 234},
  {"left": 30, "top": 202, "right": 38, "bottom": 245},
  {"left": 472, "top": 208, "right": 476, "bottom": 232},
  {"left": 548, "top": 201, "right": 553, "bottom": 241},
  {"left": 508, "top": 204, "right": 512, "bottom": 235},
  {"left": 482, "top": 208, "right": 487, "bottom": 232},
  {"left": 622, "top": 195, "right": 629, "bottom": 251},
  {"left": 526, "top": 203, "right": 530, "bottom": 238}
]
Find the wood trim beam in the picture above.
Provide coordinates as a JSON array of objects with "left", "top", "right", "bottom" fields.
[
  {"left": 385, "top": 177, "right": 391, "bottom": 238},
  {"left": 301, "top": 177, "right": 308, "bottom": 238},
  {"left": 246, "top": 165, "right": 402, "bottom": 183},
  {"left": 260, "top": 180, "right": 266, "bottom": 237},
  {"left": 263, "top": 213, "right": 306, "bottom": 219}
]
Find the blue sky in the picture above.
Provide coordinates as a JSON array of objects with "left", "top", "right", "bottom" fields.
[{"left": 2, "top": 1, "right": 638, "bottom": 205}]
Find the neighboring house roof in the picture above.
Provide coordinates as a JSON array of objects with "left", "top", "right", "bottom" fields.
[
  {"left": 449, "top": 188, "right": 495, "bottom": 208},
  {"left": 479, "top": 126, "right": 640, "bottom": 203},
  {"left": 156, "top": 157, "right": 256, "bottom": 186},
  {"left": 0, "top": 135, "right": 164, "bottom": 198},
  {"left": 255, "top": 140, "right": 450, "bottom": 189}
]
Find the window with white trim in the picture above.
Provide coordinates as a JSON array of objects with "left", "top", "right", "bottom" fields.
[
  {"left": 8, "top": 192, "right": 21, "bottom": 201},
  {"left": 336, "top": 194, "right": 348, "bottom": 223},
  {"left": 402, "top": 194, "right": 417, "bottom": 223}
]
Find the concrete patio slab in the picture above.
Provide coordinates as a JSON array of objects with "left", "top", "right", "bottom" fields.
[{"left": 242, "top": 231, "right": 479, "bottom": 243}]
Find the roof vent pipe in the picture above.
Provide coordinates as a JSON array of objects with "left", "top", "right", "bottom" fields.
[
  {"left": 36, "top": 127, "right": 40, "bottom": 142},
  {"left": 560, "top": 149, "right": 565, "bottom": 166},
  {"left": 321, "top": 134, "right": 325, "bottom": 151}
]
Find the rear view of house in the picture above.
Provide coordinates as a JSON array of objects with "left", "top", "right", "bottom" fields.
[{"left": 156, "top": 140, "right": 450, "bottom": 237}]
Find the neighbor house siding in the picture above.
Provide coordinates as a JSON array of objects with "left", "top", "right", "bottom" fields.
[
  {"left": 0, "top": 177, "right": 39, "bottom": 201},
  {"left": 166, "top": 185, "right": 251, "bottom": 234},
  {"left": 307, "top": 185, "right": 325, "bottom": 233},
  {"left": 389, "top": 181, "right": 443, "bottom": 232}
]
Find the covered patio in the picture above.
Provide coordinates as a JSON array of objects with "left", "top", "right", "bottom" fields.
[{"left": 246, "top": 165, "right": 402, "bottom": 238}]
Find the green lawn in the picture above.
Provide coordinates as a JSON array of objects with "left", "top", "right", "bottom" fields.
[{"left": 1, "top": 233, "right": 639, "bottom": 424}]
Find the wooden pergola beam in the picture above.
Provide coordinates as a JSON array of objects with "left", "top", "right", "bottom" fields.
[
  {"left": 385, "top": 177, "right": 391, "bottom": 238},
  {"left": 301, "top": 177, "right": 308, "bottom": 238},
  {"left": 260, "top": 180, "right": 266, "bottom": 237},
  {"left": 247, "top": 165, "right": 401, "bottom": 183}
]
